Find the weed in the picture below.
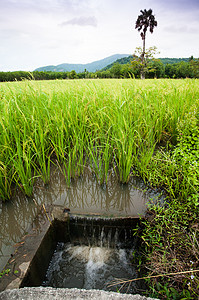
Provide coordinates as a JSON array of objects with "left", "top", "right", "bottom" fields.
[{"left": 0, "top": 269, "right": 10, "bottom": 279}]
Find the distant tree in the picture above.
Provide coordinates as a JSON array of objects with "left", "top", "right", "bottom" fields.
[
  {"left": 131, "top": 46, "right": 160, "bottom": 78},
  {"left": 147, "top": 59, "right": 165, "bottom": 78},
  {"left": 77, "top": 72, "right": 85, "bottom": 79},
  {"left": 121, "top": 64, "right": 134, "bottom": 78},
  {"left": 165, "top": 63, "right": 178, "bottom": 78},
  {"left": 101, "top": 70, "right": 111, "bottom": 78},
  {"left": 69, "top": 70, "right": 77, "bottom": 79},
  {"left": 189, "top": 55, "right": 194, "bottom": 62},
  {"left": 96, "top": 71, "right": 102, "bottom": 78},
  {"left": 135, "top": 9, "right": 157, "bottom": 79},
  {"left": 176, "top": 61, "right": 192, "bottom": 78},
  {"left": 164, "top": 61, "right": 194, "bottom": 78},
  {"left": 189, "top": 58, "right": 199, "bottom": 78},
  {"left": 110, "top": 63, "right": 122, "bottom": 78}
]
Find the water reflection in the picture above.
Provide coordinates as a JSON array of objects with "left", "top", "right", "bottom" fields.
[
  {"left": 34, "top": 168, "right": 149, "bottom": 216},
  {"left": 0, "top": 195, "right": 40, "bottom": 271},
  {"left": 0, "top": 166, "right": 162, "bottom": 271}
]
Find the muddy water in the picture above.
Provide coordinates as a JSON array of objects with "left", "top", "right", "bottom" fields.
[
  {"left": 43, "top": 221, "right": 139, "bottom": 293},
  {"left": 0, "top": 166, "right": 163, "bottom": 271},
  {"left": 43, "top": 243, "right": 137, "bottom": 293}
]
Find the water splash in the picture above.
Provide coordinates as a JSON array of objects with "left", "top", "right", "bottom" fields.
[{"left": 43, "top": 242, "right": 136, "bottom": 293}]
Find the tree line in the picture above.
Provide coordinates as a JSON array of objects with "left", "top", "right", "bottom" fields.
[{"left": 0, "top": 57, "right": 198, "bottom": 82}]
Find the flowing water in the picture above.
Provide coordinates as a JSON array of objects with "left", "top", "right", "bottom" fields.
[
  {"left": 0, "top": 166, "right": 164, "bottom": 271},
  {"left": 42, "top": 221, "right": 139, "bottom": 293},
  {"left": 43, "top": 243, "right": 136, "bottom": 293}
]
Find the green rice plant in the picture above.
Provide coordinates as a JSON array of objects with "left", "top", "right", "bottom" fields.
[
  {"left": 0, "top": 160, "right": 13, "bottom": 201},
  {"left": 135, "top": 141, "right": 157, "bottom": 180},
  {"left": 30, "top": 124, "right": 51, "bottom": 184},
  {"left": 64, "top": 152, "right": 72, "bottom": 187},
  {"left": 86, "top": 130, "right": 113, "bottom": 185},
  {"left": 102, "top": 133, "right": 114, "bottom": 183},
  {"left": 67, "top": 144, "right": 82, "bottom": 180},
  {"left": 57, "top": 134, "right": 86, "bottom": 186},
  {"left": 0, "top": 78, "right": 198, "bottom": 199},
  {"left": 71, "top": 132, "right": 86, "bottom": 177},
  {"left": 12, "top": 138, "right": 34, "bottom": 197},
  {"left": 49, "top": 116, "right": 69, "bottom": 163},
  {"left": 55, "top": 147, "right": 70, "bottom": 187},
  {"left": 0, "top": 78, "right": 199, "bottom": 298},
  {"left": 110, "top": 100, "right": 138, "bottom": 183},
  {"left": 60, "top": 144, "right": 84, "bottom": 187},
  {"left": 144, "top": 100, "right": 199, "bottom": 200},
  {"left": 87, "top": 135, "right": 104, "bottom": 184},
  {"left": 113, "top": 135, "right": 136, "bottom": 183},
  {"left": 0, "top": 121, "right": 13, "bottom": 200}
]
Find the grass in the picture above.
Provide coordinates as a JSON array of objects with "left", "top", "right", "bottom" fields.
[
  {"left": 0, "top": 78, "right": 198, "bottom": 298},
  {"left": 0, "top": 268, "right": 10, "bottom": 279}
]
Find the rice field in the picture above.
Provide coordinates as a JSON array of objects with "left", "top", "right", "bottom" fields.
[
  {"left": 0, "top": 78, "right": 198, "bottom": 201},
  {"left": 0, "top": 78, "right": 199, "bottom": 298}
]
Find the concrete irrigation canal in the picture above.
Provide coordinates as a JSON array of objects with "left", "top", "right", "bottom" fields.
[
  {"left": 0, "top": 170, "right": 162, "bottom": 299},
  {"left": 0, "top": 205, "right": 158, "bottom": 299}
]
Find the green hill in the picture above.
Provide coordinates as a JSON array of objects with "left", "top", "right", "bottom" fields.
[
  {"left": 34, "top": 54, "right": 130, "bottom": 73},
  {"left": 102, "top": 56, "right": 190, "bottom": 70},
  {"left": 35, "top": 55, "right": 191, "bottom": 74}
]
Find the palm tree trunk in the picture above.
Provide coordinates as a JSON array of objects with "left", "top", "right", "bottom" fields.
[{"left": 141, "top": 35, "right": 146, "bottom": 79}]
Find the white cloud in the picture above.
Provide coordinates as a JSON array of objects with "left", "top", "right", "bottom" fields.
[
  {"left": 0, "top": 0, "right": 199, "bottom": 71},
  {"left": 60, "top": 16, "right": 97, "bottom": 27},
  {"left": 164, "top": 24, "right": 199, "bottom": 34}
]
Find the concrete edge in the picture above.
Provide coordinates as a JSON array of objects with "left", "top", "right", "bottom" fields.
[
  {"left": 0, "top": 205, "right": 69, "bottom": 291},
  {"left": 0, "top": 287, "right": 159, "bottom": 300}
]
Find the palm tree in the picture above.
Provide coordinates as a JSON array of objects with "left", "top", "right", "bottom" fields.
[{"left": 135, "top": 9, "right": 157, "bottom": 79}]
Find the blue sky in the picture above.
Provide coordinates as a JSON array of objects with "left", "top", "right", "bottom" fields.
[{"left": 0, "top": 0, "right": 199, "bottom": 71}]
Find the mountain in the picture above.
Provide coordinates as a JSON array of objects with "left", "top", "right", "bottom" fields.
[
  {"left": 158, "top": 58, "right": 190, "bottom": 65},
  {"left": 102, "top": 56, "right": 133, "bottom": 70},
  {"left": 103, "top": 56, "right": 190, "bottom": 70},
  {"left": 34, "top": 54, "right": 130, "bottom": 73}
]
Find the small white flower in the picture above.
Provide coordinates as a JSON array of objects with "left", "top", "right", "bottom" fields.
[{"left": 191, "top": 275, "right": 195, "bottom": 280}]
